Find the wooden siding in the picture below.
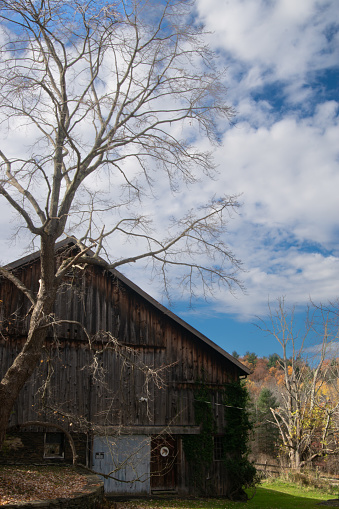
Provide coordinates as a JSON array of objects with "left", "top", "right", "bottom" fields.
[{"left": 0, "top": 255, "right": 243, "bottom": 433}]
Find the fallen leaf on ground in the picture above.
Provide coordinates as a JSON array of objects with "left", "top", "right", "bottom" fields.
[{"left": 0, "top": 465, "right": 88, "bottom": 505}]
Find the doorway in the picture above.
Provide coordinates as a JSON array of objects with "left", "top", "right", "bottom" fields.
[{"left": 150, "top": 436, "right": 177, "bottom": 492}]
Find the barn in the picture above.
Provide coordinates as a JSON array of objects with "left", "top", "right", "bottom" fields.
[{"left": 0, "top": 239, "right": 250, "bottom": 497}]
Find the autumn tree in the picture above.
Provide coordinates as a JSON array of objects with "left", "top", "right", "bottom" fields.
[
  {"left": 267, "top": 353, "right": 282, "bottom": 369},
  {"left": 239, "top": 352, "right": 258, "bottom": 374},
  {"left": 0, "top": 0, "right": 240, "bottom": 449},
  {"left": 258, "top": 299, "right": 339, "bottom": 470}
]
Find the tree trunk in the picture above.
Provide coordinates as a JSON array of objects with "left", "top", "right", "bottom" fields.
[
  {"left": 0, "top": 236, "right": 58, "bottom": 450},
  {"left": 290, "top": 449, "right": 301, "bottom": 471}
]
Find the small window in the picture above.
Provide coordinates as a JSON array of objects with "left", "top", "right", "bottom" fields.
[
  {"left": 214, "top": 436, "right": 224, "bottom": 461},
  {"left": 44, "top": 432, "right": 65, "bottom": 459}
]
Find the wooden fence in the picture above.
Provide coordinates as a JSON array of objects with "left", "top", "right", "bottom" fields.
[{"left": 254, "top": 462, "right": 339, "bottom": 486}]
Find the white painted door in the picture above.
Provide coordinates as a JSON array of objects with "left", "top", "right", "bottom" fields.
[{"left": 92, "top": 435, "right": 151, "bottom": 494}]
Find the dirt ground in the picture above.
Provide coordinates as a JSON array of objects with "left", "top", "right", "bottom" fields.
[{"left": 0, "top": 465, "right": 88, "bottom": 505}]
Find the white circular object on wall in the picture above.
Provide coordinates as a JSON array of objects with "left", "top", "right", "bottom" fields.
[{"left": 160, "top": 446, "right": 169, "bottom": 457}]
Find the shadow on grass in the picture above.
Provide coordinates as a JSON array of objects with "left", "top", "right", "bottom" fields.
[{"left": 246, "top": 487, "right": 338, "bottom": 509}]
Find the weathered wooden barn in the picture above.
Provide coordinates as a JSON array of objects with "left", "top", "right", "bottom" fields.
[{"left": 0, "top": 239, "right": 250, "bottom": 496}]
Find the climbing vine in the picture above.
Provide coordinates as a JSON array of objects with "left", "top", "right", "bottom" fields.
[
  {"left": 183, "top": 380, "right": 257, "bottom": 499},
  {"left": 222, "top": 380, "right": 258, "bottom": 500},
  {"left": 182, "top": 384, "right": 216, "bottom": 494}
]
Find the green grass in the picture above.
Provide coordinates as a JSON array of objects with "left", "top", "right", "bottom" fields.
[
  {"left": 102, "top": 479, "right": 339, "bottom": 509},
  {"left": 246, "top": 484, "right": 334, "bottom": 509}
]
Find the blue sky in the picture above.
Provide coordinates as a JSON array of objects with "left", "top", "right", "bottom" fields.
[
  {"left": 166, "top": 0, "right": 339, "bottom": 357},
  {"left": 1, "top": 0, "right": 339, "bottom": 359}
]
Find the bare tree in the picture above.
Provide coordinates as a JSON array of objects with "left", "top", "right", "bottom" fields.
[
  {"left": 258, "top": 298, "right": 339, "bottom": 470},
  {"left": 0, "top": 0, "right": 240, "bottom": 448}
]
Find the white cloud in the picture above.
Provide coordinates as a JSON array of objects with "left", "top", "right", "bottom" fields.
[
  {"left": 196, "top": 0, "right": 339, "bottom": 105},
  {"left": 211, "top": 105, "right": 339, "bottom": 248}
]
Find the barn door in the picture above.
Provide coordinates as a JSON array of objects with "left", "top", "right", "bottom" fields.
[
  {"left": 150, "top": 436, "right": 177, "bottom": 491},
  {"left": 92, "top": 435, "right": 151, "bottom": 495}
]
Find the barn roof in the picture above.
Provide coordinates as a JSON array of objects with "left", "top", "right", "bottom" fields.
[{"left": 5, "top": 238, "right": 250, "bottom": 377}]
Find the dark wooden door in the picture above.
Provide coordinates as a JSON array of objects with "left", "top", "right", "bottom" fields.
[{"left": 150, "top": 436, "right": 177, "bottom": 490}]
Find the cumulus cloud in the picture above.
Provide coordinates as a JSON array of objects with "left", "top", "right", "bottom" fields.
[{"left": 196, "top": 0, "right": 339, "bottom": 111}]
